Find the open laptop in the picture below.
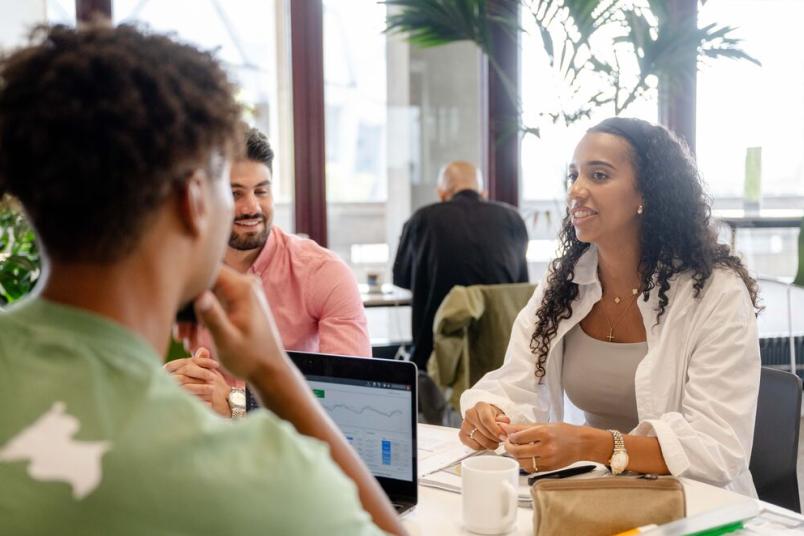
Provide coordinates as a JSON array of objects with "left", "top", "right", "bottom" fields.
[{"left": 288, "top": 351, "right": 418, "bottom": 516}]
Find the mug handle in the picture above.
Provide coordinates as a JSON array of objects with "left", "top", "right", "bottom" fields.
[{"left": 501, "top": 480, "right": 517, "bottom": 524}]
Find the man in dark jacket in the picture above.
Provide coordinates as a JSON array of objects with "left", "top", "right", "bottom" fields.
[{"left": 393, "top": 161, "right": 529, "bottom": 370}]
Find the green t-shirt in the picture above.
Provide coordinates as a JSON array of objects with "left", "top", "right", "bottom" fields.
[{"left": 0, "top": 298, "right": 383, "bottom": 535}]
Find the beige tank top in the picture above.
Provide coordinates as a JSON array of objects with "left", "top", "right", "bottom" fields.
[{"left": 562, "top": 324, "right": 648, "bottom": 433}]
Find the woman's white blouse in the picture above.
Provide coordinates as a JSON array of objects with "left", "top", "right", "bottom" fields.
[{"left": 460, "top": 246, "right": 761, "bottom": 497}]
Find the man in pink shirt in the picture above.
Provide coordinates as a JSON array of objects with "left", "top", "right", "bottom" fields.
[
  {"left": 226, "top": 128, "right": 370, "bottom": 356},
  {"left": 168, "top": 127, "right": 371, "bottom": 416}
]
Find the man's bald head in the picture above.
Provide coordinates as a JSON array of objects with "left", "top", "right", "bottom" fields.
[{"left": 436, "top": 161, "right": 483, "bottom": 201}]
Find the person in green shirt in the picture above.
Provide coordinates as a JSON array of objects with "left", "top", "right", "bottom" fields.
[{"left": 0, "top": 23, "right": 404, "bottom": 536}]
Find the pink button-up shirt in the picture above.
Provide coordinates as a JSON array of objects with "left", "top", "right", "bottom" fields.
[
  {"left": 247, "top": 226, "right": 370, "bottom": 356},
  {"left": 194, "top": 227, "right": 371, "bottom": 387}
]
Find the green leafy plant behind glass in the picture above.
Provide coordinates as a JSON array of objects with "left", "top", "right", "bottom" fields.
[
  {"left": 0, "top": 196, "right": 40, "bottom": 305},
  {"left": 385, "top": 0, "right": 759, "bottom": 133}
]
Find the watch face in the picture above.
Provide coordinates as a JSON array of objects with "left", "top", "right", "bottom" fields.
[
  {"left": 229, "top": 391, "right": 246, "bottom": 407},
  {"left": 611, "top": 451, "right": 629, "bottom": 471}
]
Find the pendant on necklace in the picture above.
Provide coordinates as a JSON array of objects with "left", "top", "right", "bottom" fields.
[
  {"left": 607, "top": 329, "right": 615, "bottom": 342},
  {"left": 613, "top": 288, "right": 638, "bottom": 305}
]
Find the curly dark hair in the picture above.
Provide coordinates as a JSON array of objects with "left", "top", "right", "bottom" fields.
[
  {"left": 529, "top": 117, "right": 760, "bottom": 377},
  {"left": 0, "top": 23, "right": 242, "bottom": 263},
  {"left": 245, "top": 127, "right": 274, "bottom": 171}
]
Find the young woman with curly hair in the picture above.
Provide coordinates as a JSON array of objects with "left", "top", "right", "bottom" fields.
[{"left": 458, "top": 117, "right": 761, "bottom": 496}]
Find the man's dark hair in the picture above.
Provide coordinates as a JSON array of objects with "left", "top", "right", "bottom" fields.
[
  {"left": 245, "top": 127, "right": 274, "bottom": 172},
  {"left": 0, "top": 23, "right": 243, "bottom": 263}
]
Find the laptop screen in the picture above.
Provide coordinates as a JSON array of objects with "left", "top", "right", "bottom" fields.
[
  {"left": 306, "top": 375, "right": 413, "bottom": 481},
  {"left": 287, "top": 351, "right": 418, "bottom": 506}
]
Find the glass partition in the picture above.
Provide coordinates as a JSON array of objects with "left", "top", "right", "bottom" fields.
[
  {"left": 697, "top": 0, "right": 803, "bottom": 279},
  {"left": 323, "top": 0, "right": 483, "bottom": 285}
]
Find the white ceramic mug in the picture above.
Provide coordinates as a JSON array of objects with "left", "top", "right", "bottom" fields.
[{"left": 461, "top": 455, "right": 518, "bottom": 534}]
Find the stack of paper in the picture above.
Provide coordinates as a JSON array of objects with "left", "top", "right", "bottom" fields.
[
  {"left": 417, "top": 424, "right": 475, "bottom": 478},
  {"left": 418, "top": 425, "right": 608, "bottom": 508},
  {"left": 420, "top": 460, "right": 536, "bottom": 506}
]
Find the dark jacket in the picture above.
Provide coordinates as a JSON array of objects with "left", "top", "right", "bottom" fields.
[{"left": 392, "top": 190, "right": 529, "bottom": 368}]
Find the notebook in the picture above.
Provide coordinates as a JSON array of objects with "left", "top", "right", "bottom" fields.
[{"left": 288, "top": 351, "right": 418, "bottom": 516}]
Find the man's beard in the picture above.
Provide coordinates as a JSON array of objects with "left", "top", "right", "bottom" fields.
[{"left": 228, "top": 214, "right": 271, "bottom": 251}]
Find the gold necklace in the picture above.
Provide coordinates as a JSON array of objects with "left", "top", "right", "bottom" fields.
[
  {"left": 613, "top": 288, "right": 639, "bottom": 304},
  {"left": 598, "top": 292, "right": 640, "bottom": 342}
]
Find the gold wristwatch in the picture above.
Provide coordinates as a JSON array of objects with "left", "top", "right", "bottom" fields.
[
  {"left": 608, "top": 429, "right": 629, "bottom": 475},
  {"left": 228, "top": 387, "right": 246, "bottom": 419}
]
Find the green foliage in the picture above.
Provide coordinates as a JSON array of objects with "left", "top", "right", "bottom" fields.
[
  {"left": 385, "top": 0, "right": 759, "bottom": 130},
  {"left": 385, "top": 0, "right": 495, "bottom": 52},
  {"left": 0, "top": 197, "right": 40, "bottom": 305}
]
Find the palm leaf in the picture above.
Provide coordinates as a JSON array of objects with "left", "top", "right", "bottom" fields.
[
  {"left": 561, "top": 0, "right": 622, "bottom": 43},
  {"left": 384, "top": 0, "right": 759, "bottom": 130},
  {"left": 697, "top": 23, "right": 760, "bottom": 66},
  {"left": 637, "top": 15, "right": 760, "bottom": 82},
  {"left": 384, "top": 0, "right": 493, "bottom": 52}
]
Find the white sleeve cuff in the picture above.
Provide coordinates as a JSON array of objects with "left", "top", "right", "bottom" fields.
[{"left": 632, "top": 415, "right": 691, "bottom": 477}]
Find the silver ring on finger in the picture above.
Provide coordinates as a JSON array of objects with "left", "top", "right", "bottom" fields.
[
  {"left": 469, "top": 428, "right": 478, "bottom": 441},
  {"left": 531, "top": 456, "right": 538, "bottom": 473}
]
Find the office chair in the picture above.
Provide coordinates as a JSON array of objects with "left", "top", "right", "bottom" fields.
[{"left": 749, "top": 367, "right": 802, "bottom": 512}]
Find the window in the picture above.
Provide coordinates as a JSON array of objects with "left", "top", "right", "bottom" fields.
[
  {"left": 46, "top": 0, "right": 76, "bottom": 26},
  {"left": 698, "top": 0, "right": 803, "bottom": 278},
  {"left": 0, "top": 0, "right": 74, "bottom": 50},
  {"left": 323, "top": 1, "right": 388, "bottom": 204},
  {"left": 113, "top": 0, "right": 294, "bottom": 231},
  {"left": 519, "top": 10, "right": 657, "bottom": 279},
  {"left": 698, "top": 0, "right": 804, "bottom": 201},
  {"left": 323, "top": 0, "right": 483, "bottom": 284}
]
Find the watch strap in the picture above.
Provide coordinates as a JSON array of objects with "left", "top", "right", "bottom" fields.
[
  {"left": 608, "top": 429, "right": 628, "bottom": 475},
  {"left": 228, "top": 387, "right": 247, "bottom": 420}
]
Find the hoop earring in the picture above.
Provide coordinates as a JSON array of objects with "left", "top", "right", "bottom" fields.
[{"left": 637, "top": 205, "right": 644, "bottom": 215}]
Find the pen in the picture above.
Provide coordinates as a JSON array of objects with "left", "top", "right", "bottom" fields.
[
  {"left": 687, "top": 520, "right": 745, "bottom": 536},
  {"left": 627, "top": 519, "right": 746, "bottom": 536},
  {"left": 527, "top": 463, "right": 597, "bottom": 485},
  {"left": 613, "top": 524, "right": 657, "bottom": 535}
]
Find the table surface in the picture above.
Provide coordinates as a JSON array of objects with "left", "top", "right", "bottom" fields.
[
  {"left": 757, "top": 279, "right": 804, "bottom": 338},
  {"left": 404, "top": 425, "right": 803, "bottom": 535},
  {"left": 713, "top": 209, "right": 804, "bottom": 227},
  {"left": 359, "top": 284, "right": 412, "bottom": 308}
]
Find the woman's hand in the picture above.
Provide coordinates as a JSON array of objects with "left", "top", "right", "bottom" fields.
[
  {"left": 164, "top": 347, "right": 232, "bottom": 417},
  {"left": 459, "top": 402, "right": 511, "bottom": 450},
  {"left": 500, "top": 422, "right": 610, "bottom": 472}
]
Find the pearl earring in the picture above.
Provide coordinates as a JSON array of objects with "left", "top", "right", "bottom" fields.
[{"left": 637, "top": 205, "right": 644, "bottom": 215}]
